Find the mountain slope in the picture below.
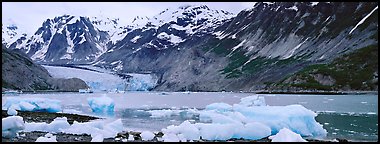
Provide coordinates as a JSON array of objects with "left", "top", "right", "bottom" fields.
[
  {"left": 2, "top": 44, "right": 89, "bottom": 91},
  {"left": 271, "top": 44, "right": 378, "bottom": 91},
  {"left": 7, "top": 15, "right": 111, "bottom": 64},
  {"left": 93, "top": 2, "right": 378, "bottom": 91}
]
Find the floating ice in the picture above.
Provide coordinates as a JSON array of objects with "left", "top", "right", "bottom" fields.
[
  {"left": 146, "top": 109, "right": 181, "bottom": 118},
  {"left": 160, "top": 95, "right": 326, "bottom": 141},
  {"left": 91, "top": 134, "right": 104, "bottom": 142},
  {"left": 205, "top": 103, "right": 232, "bottom": 112},
  {"left": 162, "top": 133, "right": 181, "bottom": 142},
  {"left": 36, "top": 133, "right": 57, "bottom": 142},
  {"left": 62, "top": 109, "right": 82, "bottom": 115},
  {"left": 232, "top": 104, "right": 327, "bottom": 137},
  {"left": 2, "top": 116, "right": 25, "bottom": 138},
  {"left": 23, "top": 117, "right": 124, "bottom": 138},
  {"left": 2, "top": 97, "right": 61, "bottom": 113},
  {"left": 269, "top": 128, "right": 307, "bottom": 142},
  {"left": 238, "top": 95, "right": 266, "bottom": 106},
  {"left": 7, "top": 105, "right": 18, "bottom": 116},
  {"left": 87, "top": 95, "right": 115, "bottom": 116},
  {"left": 141, "top": 131, "right": 155, "bottom": 141}
]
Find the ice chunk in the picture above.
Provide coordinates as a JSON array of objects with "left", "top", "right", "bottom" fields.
[
  {"left": 146, "top": 109, "right": 181, "bottom": 118},
  {"left": 232, "top": 104, "right": 327, "bottom": 137},
  {"left": 195, "top": 123, "right": 235, "bottom": 140},
  {"left": 87, "top": 95, "right": 115, "bottom": 116},
  {"left": 162, "top": 120, "right": 200, "bottom": 140},
  {"left": 7, "top": 105, "right": 18, "bottom": 116},
  {"left": 3, "top": 97, "right": 61, "bottom": 113},
  {"left": 36, "top": 133, "right": 57, "bottom": 142},
  {"left": 233, "top": 122, "right": 271, "bottom": 140},
  {"left": 269, "top": 128, "right": 307, "bottom": 142},
  {"left": 141, "top": 131, "right": 155, "bottom": 141},
  {"left": 46, "top": 117, "right": 71, "bottom": 132},
  {"left": 199, "top": 111, "right": 241, "bottom": 124},
  {"left": 2, "top": 116, "right": 25, "bottom": 138},
  {"left": 128, "top": 134, "right": 134, "bottom": 141},
  {"left": 62, "top": 109, "right": 82, "bottom": 114},
  {"left": 91, "top": 134, "right": 104, "bottom": 142},
  {"left": 205, "top": 103, "right": 232, "bottom": 112},
  {"left": 239, "top": 95, "right": 266, "bottom": 106},
  {"left": 162, "top": 133, "right": 180, "bottom": 142},
  {"left": 161, "top": 96, "right": 326, "bottom": 140},
  {"left": 24, "top": 118, "right": 124, "bottom": 138}
]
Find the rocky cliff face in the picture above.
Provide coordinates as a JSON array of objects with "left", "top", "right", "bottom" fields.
[{"left": 2, "top": 44, "right": 89, "bottom": 91}]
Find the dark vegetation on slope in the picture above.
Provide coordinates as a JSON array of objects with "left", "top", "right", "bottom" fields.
[{"left": 271, "top": 44, "right": 378, "bottom": 91}]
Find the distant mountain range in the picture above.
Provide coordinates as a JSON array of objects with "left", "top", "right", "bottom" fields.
[{"left": 2, "top": 2, "right": 378, "bottom": 92}]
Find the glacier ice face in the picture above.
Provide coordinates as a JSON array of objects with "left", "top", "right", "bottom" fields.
[
  {"left": 2, "top": 116, "right": 25, "bottom": 138},
  {"left": 2, "top": 97, "right": 62, "bottom": 113},
  {"left": 87, "top": 95, "right": 115, "bottom": 116},
  {"left": 126, "top": 73, "right": 158, "bottom": 91},
  {"left": 269, "top": 128, "right": 307, "bottom": 142}
]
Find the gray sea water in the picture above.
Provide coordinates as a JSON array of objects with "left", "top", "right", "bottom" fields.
[{"left": 2, "top": 92, "right": 378, "bottom": 141}]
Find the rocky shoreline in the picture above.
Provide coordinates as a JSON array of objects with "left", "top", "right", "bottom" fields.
[{"left": 2, "top": 110, "right": 347, "bottom": 142}]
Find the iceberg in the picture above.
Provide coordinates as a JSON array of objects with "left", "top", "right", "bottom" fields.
[
  {"left": 238, "top": 95, "right": 267, "bottom": 107},
  {"left": 2, "top": 97, "right": 62, "bottom": 113},
  {"left": 7, "top": 105, "right": 18, "bottom": 116},
  {"left": 205, "top": 103, "right": 232, "bottom": 112},
  {"left": 146, "top": 109, "right": 181, "bottom": 118},
  {"left": 2, "top": 116, "right": 25, "bottom": 138},
  {"left": 91, "top": 134, "right": 104, "bottom": 142},
  {"left": 140, "top": 131, "right": 155, "bottom": 141},
  {"left": 23, "top": 117, "right": 124, "bottom": 139},
  {"left": 35, "top": 133, "right": 57, "bottom": 142},
  {"left": 269, "top": 128, "right": 307, "bottom": 142},
  {"left": 87, "top": 95, "right": 115, "bottom": 116},
  {"left": 160, "top": 95, "right": 326, "bottom": 141},
  {"left": 232, "top": 104, "right": 327, "bottom": 137}
]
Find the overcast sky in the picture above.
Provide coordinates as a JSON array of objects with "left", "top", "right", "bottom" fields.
[{"left": 2, "top": 2, "right": 256, "bottom": 35}]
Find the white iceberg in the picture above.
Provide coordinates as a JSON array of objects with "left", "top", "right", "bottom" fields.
[
  {"left": 87, "top": 95, "right": 115, "bottom": 116},
  {"left": 140, "top": 131, "right": 155, "bottom": 141},
  {"left": 2, "top": 97, "right": 61, "bottom": 113},
  {"left": 160, "top": 95, "right": 326, "bottom": 141},
  {"left": 24, "top": 117, "right": 124, "bottom": 139},
  {"left": 205, "top": 103, "right": 232, "bottom": 112},
  {"left": 91, "top": 134, "right": 104, "bottom": 142},
  {"left": 7, "top": 105, "right": 18, "bottom": 116},
  {"left": 269, "top": 128, "right": 307, "bottom": 142},
  {"left": 238, "top": 95, "right": 267, "bottom": 107},
  {"left": 36, "top": 133, "right": 57, "bottom": 142},
  {"left": 2, "top": 116, "right": 25, "bottom": 138}
]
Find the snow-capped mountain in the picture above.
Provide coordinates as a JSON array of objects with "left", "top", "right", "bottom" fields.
[
  {"left": 94, "top": 2, "right": 378, "bottom": 91},
  {"left": 2, "top": 3, "right": 377, "bottom": 91},
  {"left": 7, "top": 15, "right": 111, "bottom": 64},
  {"left": 2, "top": 23, "right": 28, "bottom": 48},
  {"left": 90, "top": 16, "right": 132, "bottom": 44},
  {"left": 95, "top": 5, "right": 235, "bottom": 69}
]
